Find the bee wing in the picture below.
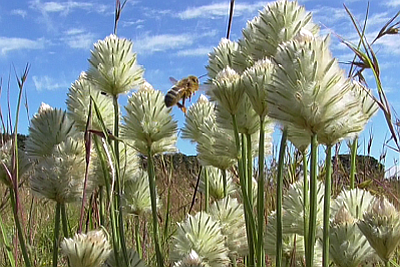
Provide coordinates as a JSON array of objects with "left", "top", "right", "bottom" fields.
[
  {"left": 169, "top": 77, "right": 178, "bottom": 85},
  {"left": 198, "top": 83, "right": 210, "bottom": 92}
]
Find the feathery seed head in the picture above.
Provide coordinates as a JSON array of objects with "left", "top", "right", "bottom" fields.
[
  {"left": 208, "top": 67, "right": 244, "bottom": 115},
  {"left": 87, "top": 34, "right": 144, "bottom": 96},
  {"left": 61, "top": 230, "right": 111, "bottom": 267},
  {"left": 209, "top": 197, "right": 248, "bottom": 256},
  {"left": 240, "top": 0, "right": 319, "bottom": 61},
  {"left": 122, "top": 85, "right": 177, "bottom": 155},
  {"left": 66, "top": 72, "right": 114, "bottom": 132},
  {"left": 173, "top": 250, "right": 209, "bottom": 267},
  {"left": 171, "top": 212, "right": 230, "bottom": 267},
  {"left": 332, "top": 188, "right": 375, "bottom": 220},
  {"left": 242, "top": 58, "right": 275, "bottom": 118}
]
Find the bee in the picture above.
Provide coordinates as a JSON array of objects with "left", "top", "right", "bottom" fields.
[{"left": 164, "top": 75, "right": 200, "bottom": 114}]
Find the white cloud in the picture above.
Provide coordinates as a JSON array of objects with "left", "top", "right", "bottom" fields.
[
  {"left": 32, "top": 75, "right": 70, "bottom": 91},
  {"left": 121, "top": 19, "right": 145, "bottom": 27},
  {"left": 384, "top": 0, "right": 400, "bottom": 7},
  {"left": 134, "top": 34, "right": 194, "bottom": 54},
  {"left": 0, "top": 37, "right": 45, "bottom": 54},
  {"left": 29, "top": 0, "right": 109, "bottom": 15},
  {"left": 176, "top": 1, "right": 267, "bottom": 19},
  {"left": 11, "top": 9, "right": 28, "bottom": 18},
  {"left": 176, "top": 47, "right": 212, "bottom": 57},
  {"left": 61, "top": 29, "right": 95, "bottom": 49}
]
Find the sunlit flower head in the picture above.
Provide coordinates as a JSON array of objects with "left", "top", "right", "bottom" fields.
[
  {"left": 242, "top": 58, "right": 275, "bottom": 118},
  {"left": 122, "top": 83, "right": 177, "bottom": 155},
  {"left": 26, "top": 103, "right": 77, "bottom": 159},
  {"left": 66, "top": 72, "right": 114, "bottom": 132},
  {"left": 331, "top": 188, "right": 375, "bottom": 220},
  {"left": 30, "top": 136, "right": 87, "bottom": 203},
  {"left": 240, "top": 0, "right": 319, "bottom": 60},
  {"left": 207, "top": 38, "right": 249, "bottom": 80},
  {"left": 358, "top": 197, "right": 400, "bottom": 262},
  {"left": 209, "top": 197, "right": 248, "bottom": 257},
  {"left": 207, "top": 67, "right": 244, "bottom": 115},
  {"left": 61, "top": 230, "right": 111, "bottom": 267},
  {"left": 267, "top": 35, "right": 351, "bottom": 136},
  {"left": 171, "top": 212, "right": 230, "bottom": 267},
  {"left": 182, "top": 95, "right": 216, "bottom": 143},
  {"left": 173, "top": 250, "right": 209, "bottom": 267},
  {"left": 87, "top": 34, "right": 144, "bottom": 96}
]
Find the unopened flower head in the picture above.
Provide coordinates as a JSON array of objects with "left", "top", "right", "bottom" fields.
[
  {"left": 26, "top": 104, "right": 78, "bottom": 159},
  {"left": 30, "top": 136, "right": 87, "bottom": 203},
  {"left": 122, "top": 169, "right": 160, "bottom": 216},
  {"left": 122, "top": 85, "right": 177, "bottom": 156},
  {"left": 358, "top": 197, "right": 400, "bottom": 262},
  {"left": 207, "top": 38, "right": 249, "bottom": 80},
  {"left": 87, "top": 34, "right": 144, "bottom": 96},
  {"left": 268, "top": 35, "right": 351, "bottom": 135},
  {"left": 66, "top": 72, "right": 114, "bottom": 132},
  {"left": 0, "top": 140, "right": 31, "bottom": 187},
  {"left": 199, "top": 166, "right": 236, "bottom": 200},
  {"left": 171, "top": 212, "right": 230, "bottom": 267},
  {"left": 208, "top": 67, "right": 244, "bottom": 115},
  {"left": 240, "top": 0, "right": 319, "bottom": 60},
  {"left": 209, "top": 197, "right": 248, "bottom": 256},
  {"left": 242, "top": 58, "right": 275, "bottom": 118},
  {"left": 182, "top": 95, "right": 216, "bottom": 143},
  {"left": 61, "top": 230, "right": 111, "bottom": 267},
  {"left": 330, "top": 206, "right": 374, "bottom": 267}
]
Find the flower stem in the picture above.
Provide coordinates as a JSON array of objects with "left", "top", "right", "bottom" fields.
[
  {"left": 257, "top": 118, "right": 266, "bottom": 267},
  {"left": 222, "top": 168, "right": 227, "bottom": 197},
  {"left": 147, "top": 147, "right": 164, "bottom": 267},
  {"left": 61, "top": 204, "right": 69, "bottom": 238},
  {"left": 276, "top": 128, "right": 288, "bottom": 267},
  {"left": 231, "top": 114, "right": 256, "bottom": 267},
  {"left": 52, "top": 202, "right": 61, "bottom": 267},
  {"left": 306, "top": 134, "right": 318, "bottom": 267},
  {"left": 302, "top": 150, "right": 309, "bottom": 257},
  {"left": 350, "top": 138, "right": 357, "bottom": 189},
  {"left": 204, "top": 167, "right": 209, "bottom": 212},
  {"left": 246, "top": 134, "right": 253, "bottom": 208},
  {"left": 323, "top": 145, "right": 332, "bottom": 267},
  {"left": 0, "top": 209, "right": 15, "bottom": 266},
  {"left": 135, "top": 216, "right": 142, "bottom": 258}
]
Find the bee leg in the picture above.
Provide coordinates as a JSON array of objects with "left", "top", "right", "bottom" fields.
[{"left": 181, "top": 97, "right": 187, "bottom": 114}]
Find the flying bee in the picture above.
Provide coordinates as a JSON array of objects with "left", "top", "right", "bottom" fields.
[{"left": 164, "top": 75, "right": 200, "bottom": 114}]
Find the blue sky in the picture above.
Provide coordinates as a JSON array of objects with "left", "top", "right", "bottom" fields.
[{"left": 1, "top": 0, "right": 400, "bottom": 172}]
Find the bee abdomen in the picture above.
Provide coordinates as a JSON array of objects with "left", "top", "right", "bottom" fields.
[{"left": 165, "top": 87, "right": 181, "bottom": 107}]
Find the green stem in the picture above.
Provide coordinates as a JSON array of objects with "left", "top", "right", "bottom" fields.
[
  {"left": 204, "top": 167, "right": 209, "bottom": 212},
  {"left": 306, "top": 134, "right": 318, "bottom": 267},
  {"left": 99, "top": 186, "right": 105, "bottom": 226},
  {"left": 222, "top": 168, "right": 227, "bottom": 198},
  {"left": 242, "top": 134, "right": 248, "bottom": 199},
  {"left": 112, "top": 95, "right": 129, "bottom": 266},
  {"left": 323, "top": 145, "right": 332, "bottom": 267},
  {"left": 61, "top": 204, "right": 69, "bottom": 238},
  {"left": 52, "top": 202, "right": 61, "bottom": 267},
  {"left": 231, "top": 114, "right": 256, "bottom": 267},
  {"left": 302, "top": 150, "right": 309, "bottom": 258},
  {"left": 93, "top": 136, "right": 120, "bottom": 266},
  {"left": 135, "top": 216, "right": 142, "bottom": 258},
  {"left": 246, "top": 134, "right": 253, "bottom": 208},
  {"left": 257, "top": 118, "right": 266, "bottom": 267},
  {"left": 147, "top": 147, "right": 164, "bottom": 267},
  {"left": 350, "top": 138, "right": 357, "bottom": 189},
  {"left": 163, "top": 155, "right": 173, "bottom": 240},
  {"left": 276, "top": 128, "right": 288, "bottom": 267},
  {"left": 9, "top": 188, "right": 31, "bottom": 267}
]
